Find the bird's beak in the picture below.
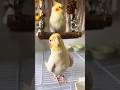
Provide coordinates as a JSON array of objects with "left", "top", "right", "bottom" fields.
[
  {"left": 55, "top": 8, "right": 59, "bottom": 11},
  {"left": 55, "top": 37, "right": 59, "bottom": 47}
]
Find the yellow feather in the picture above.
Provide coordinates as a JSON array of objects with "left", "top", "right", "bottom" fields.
[{"left": 49, "top": 33, "right": 65, "bottom": 51}]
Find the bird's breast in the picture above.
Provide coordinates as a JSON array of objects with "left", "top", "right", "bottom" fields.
[
  {"left": 50, "top": 13, "right": 65, "bottom": 29},
  {"left": 51, "top": 50, "right": 69, "bottom": 63}
]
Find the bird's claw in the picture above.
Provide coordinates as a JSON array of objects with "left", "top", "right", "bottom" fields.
[{"left": 54, "top": 74, "right": 67, "bottom": 84}]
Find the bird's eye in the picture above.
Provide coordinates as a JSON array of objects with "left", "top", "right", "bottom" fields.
[
  {"left": 49, "top": 40, "right": 51, "bottom": 42},
  {"left": 36, "top": 13, "right": 38, "bottom": 16},
  {"left": 59, "top": 6, "right": 61, "bottom": 8}
]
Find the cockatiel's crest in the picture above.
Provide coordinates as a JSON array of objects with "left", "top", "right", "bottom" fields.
[{"left": 52, "top": 1, "right": 64, "bottom": 14}]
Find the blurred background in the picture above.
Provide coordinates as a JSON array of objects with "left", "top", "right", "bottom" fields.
[
  {"left": 86, "top": 0, "right": 120, "bottom": 90},
  {"left": 0, "top": 0, "right": 34, "bottom": 90},
  {"left": 0, "top": 0, "right": 120, "bottom": 90}
]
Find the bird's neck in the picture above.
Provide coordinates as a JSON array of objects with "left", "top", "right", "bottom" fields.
[
  {"left": 51, "top": 11, "right": 64, "bottom": 16},
  {"left": 51, "top": 46, "right": 65, "bottom": 52}
]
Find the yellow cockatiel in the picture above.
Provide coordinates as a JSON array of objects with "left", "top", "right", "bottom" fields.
[
  {"left": 45, "top": 33, "right": 73, "bottom": 84},
  {"left": 49, "top": 1, "right": 65, "bottom": 33}
]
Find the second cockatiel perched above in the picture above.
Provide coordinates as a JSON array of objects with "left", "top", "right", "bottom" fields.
[
  {"left": 49, "top": 1, "right": 65, "bottom": 33},
  {"left": 45, "top": 33, "right": 73, "bottom": 84}
]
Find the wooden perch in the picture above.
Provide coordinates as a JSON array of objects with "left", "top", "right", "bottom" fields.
[
  {"left": 7, "top": 15, "right": 34, "bottom": 32},
  {"left": 38, "top": 32, "right": 82, "bottom": 39},
  {"left": 86, "top": 14, "right": 112, "bottom": 30}
]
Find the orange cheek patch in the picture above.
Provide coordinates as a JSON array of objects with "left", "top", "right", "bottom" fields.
[{"left": 55, "top": 8, "right": 59, "bottom": 11}]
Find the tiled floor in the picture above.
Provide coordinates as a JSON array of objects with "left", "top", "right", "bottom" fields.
[
  {"left": 0, "top": 59, "right": 19, "bottom": 90},
  {"left": 107, "top": 66, "right": 120, "bottom": 80},
  {"left": 0, "top": 58, "right": 34, "bottom": 90},
  {"left": 87, "top": 56, "right": 120, "bottom": 90}
]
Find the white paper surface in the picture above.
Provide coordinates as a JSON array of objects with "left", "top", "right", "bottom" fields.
[{"left": 35, "top": 51, "right": 85, "bottom": 90}]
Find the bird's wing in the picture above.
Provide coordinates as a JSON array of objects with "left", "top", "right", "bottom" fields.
[
  {"left": 45, "top": 60, "right": 56, "bottom": 73},
  {"left": 49, "top": 22, "right": 56, "bottom": 32}
]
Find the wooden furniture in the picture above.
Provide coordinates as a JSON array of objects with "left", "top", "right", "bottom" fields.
[{"left": 7, "top": 15, "right": 34, "bottom": 32}]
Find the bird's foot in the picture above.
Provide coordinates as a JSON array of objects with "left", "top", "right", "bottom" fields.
[{"left": 54, "top": 74, "right": 67, "bottom": 84}]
